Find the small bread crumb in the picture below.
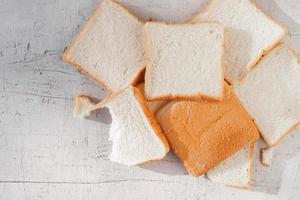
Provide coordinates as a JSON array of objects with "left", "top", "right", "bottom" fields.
[
  {"left": 260, "top": 147, "right": 274, "bottom": 167},
  {"left": 73, "top": 95, "right": 96, "bottom": 119}
]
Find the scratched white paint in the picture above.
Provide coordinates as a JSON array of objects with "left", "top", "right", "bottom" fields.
[{"left": 0, "top": 0, "right": 300, "bottom": 199}]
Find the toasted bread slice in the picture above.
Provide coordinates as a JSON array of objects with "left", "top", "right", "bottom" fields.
[{"left": 156, "top": 83, "right": 260, "bottom": 176}]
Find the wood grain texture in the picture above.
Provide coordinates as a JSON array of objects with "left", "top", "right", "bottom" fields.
[{"left": 0, "top": 0, "right": 300, "bottom": 199}]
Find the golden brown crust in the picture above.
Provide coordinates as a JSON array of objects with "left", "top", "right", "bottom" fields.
[
  {"left": 133, "top": 86, "right": 170, "bottom": 153},
  {"left": 267, "top": 121, "right": 300, "bottom": 147},
  {"left": 76, "top": 95, "right": 98, "bottom": 104},
  {"left": 90, "top": 89, "right": 123, "bottom": 112},
  {"left": 248, "top": 143, "right": 255, "bottom": 187},
  {"left": 260, "top": 148, "right": 269, "bottom": 167},
  {"left": 190, "top": 0, "right": 217, "bottom": 23},
  {"left": 156, "top": 83, "right": 260, "bottom": 176},
  {"left": 238, "top": 34, "right": 286, "bottom": 83},
  {"left": 226, "top": 185, "right": 249, "bottom": 190},
  {"left": 131, "top": 67, "right": 146, "bottom": 86},
  {"left": 145, "top": 93, "right": 223, "bottom": 102},
  {"left": 63, "top": 0, "right": 145, "bottom": 93},
  {"left": 143, "top": 21, "right": 225, "bottom": 101},
  {"left": 63, "top": 55, "right": 115, "bottom": 93}
]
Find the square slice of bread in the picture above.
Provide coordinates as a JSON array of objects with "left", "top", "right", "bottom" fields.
[
  {"left": 207, "top": 144, "right": 254, "bottom": 189},
  {"left": 155, "top": 83, "right": 260, "bottom": 176},
  {"left": 102, "top": 86, "right": 169, "bottom": 166},
  {"left": 64, "top": 0, "right": 146, "bottom": 93},
  {"left": 235, "top": 44, "right": 300, "bottom": 146},
  {"left": 144, "top": 22, "right": 225, "bottom": 100},
  {"left": 192, "top": 0, "right": 286, "bottom": 84}
]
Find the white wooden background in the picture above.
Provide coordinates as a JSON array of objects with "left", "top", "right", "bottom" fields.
[{"left": 0, "top": 0, "right": 300, "bottom": 199}]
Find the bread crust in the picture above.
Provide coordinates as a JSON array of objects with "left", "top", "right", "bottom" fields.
[
  {"left": 133, "top": 86, "right": 170, "bottom": 154},
  {"left": 143, "top": 21, "right": 225, "bottom": 101},
  {"left": 191, "top": 0, "right": 287, "bottom": 85},
  {"left": 248, "top": 143, "right": 255, "bottom": 187},
  {"left": 260, "top": 146, "right": 274, "bottom": 167},
  {"left": 63, "top": 0, "right": 145, "bottom": 93}
]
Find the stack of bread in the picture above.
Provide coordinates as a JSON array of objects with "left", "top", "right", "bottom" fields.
[{"left": 63, "top": 0, "right": 300, "bottom": 189}]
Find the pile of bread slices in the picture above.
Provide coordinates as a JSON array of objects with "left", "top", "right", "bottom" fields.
[{"left": 63, "top": 0, "right": 300, "bottom": 189}]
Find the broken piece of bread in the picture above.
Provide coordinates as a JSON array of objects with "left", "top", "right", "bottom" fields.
[
  {"left": 156, "top": 83, "right": 260, "bottom": 176},
  {"left": 144, "top": 22, "right": 224, "bottom": 100},
  {"left": 261, "top": 147, "right": 274, "bottom": 167},
  {"left": 64, "top": 0, "right": 146, "bottom": 93},
  {"left": 193, "top": 0, "right": 286, "bottom": 84},
  {"left": 235, "top": 44, "right": 300, "bottom": 146},
  {"left": 73, "top": 95, "right": 97, "bottom": 119},
  {"left": 207, "top": 144, "right": 254, "bottom": 189},
  {"left": 101, "top": 86, "right": 169, "bottom": 166}
]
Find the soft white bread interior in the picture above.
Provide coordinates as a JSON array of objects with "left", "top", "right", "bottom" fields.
[
  {"left": 193, "top": 0, "right": 286, "bottom": 84},
  {"left": 136, "top": 83, "right": 168, "bottom": 114},
  {"left": 104, "top": 86, "right": 169, "bottom": 166},
  {"left": 73, "top": 95, "right": 96, "bottom": 119},
  {"left": 64, "top": 0, "right": 146, "bottom": 92},
  {"left": 261, "top": 147, "right": 274, "bottom": 167},
  {"left": 207, "top": 145, "right": 254, "bottom": 189},
  {"left": 235, "top": 44, "right": 300, "bottom": 146},
  {"left": 144, "top": 22, "right": 224, "bottom": 100}
]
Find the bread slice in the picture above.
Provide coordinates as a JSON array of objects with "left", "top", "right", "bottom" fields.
[
  {"left": 100, "top": 86, "right": 169, "bottom": 166},
  {"left": 192, "top": 0, "right": 286, "bottom": 84},
  {"left": 156, "top": 83, "right": 260, "bottom": 176},
  {"left": 261, "top": 147, "right": 274, "bottom": 167},
  {"left": 136, "top": 83, "right": 168, "bottom": 114},
  {"left": 207, "top": 144, "right": 254, "bottom": 189},
  {"left": 235, "top": 44, "right": 300, "bottom": 146},
  {"left": 63, "top": 0, "right": 146, "bottom": 93},
  {"left": 73, "top": 95, "right": 96, "bottom": 119},
  {"left": 144, "top": 22, "right": 225, "bottom": 100}
]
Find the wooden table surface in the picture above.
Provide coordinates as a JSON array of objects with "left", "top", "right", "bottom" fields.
[{"left": 0, "top": 0, "right": 300, "bottom": 199}]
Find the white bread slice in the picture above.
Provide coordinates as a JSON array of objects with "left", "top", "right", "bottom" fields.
[
  {"left": 192, "top": 0, "right": 286, "bottom": 84},
  {"left": 144, "top": 22, "right": 225, "bottom": 100},
  {"left": 207, "top": 144, "right": 254, "bottom": 189},
  {"left": 72, "top": 83, "right": 167, "bottom": 119},
  {"left": 136, "top": 83, "right": 168, "bottom": 114},
  {"left": 73, "top": 95, "right": 96, "bottom": 119},
  {"left": 261, "top": 147, "right": 274, "bottom": 167},
  {"left": 235, "top": 44, "right": 300, "bottom": 146},
  {"left": 101, "top": 86, "right": 169, "bottom": 166},
  {"left": 64, "top": 0, "right": 146, "bottom": 93}
]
